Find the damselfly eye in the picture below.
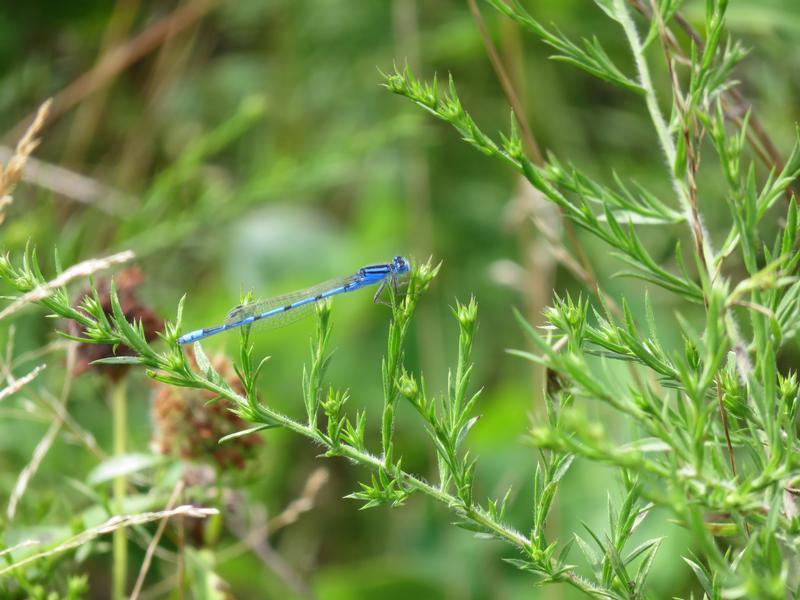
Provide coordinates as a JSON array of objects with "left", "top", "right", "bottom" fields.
[{"left": 393, "top": 256, "right": 410, "bottom": 273}]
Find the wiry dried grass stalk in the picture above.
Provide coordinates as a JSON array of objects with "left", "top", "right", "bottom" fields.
[
  {"left": 4, "top": 0, "right": 219, "bottom": 142},
  {"left": 0, "top": 364, "right": 45, "bottom": 402},
  {"left": 5, "top": 347, "right": 75, "bottom": 521},
  {"left": 268, "top": 467, "right": 329, "bottom": 532},
  {"left": 0, "top": 145, "right": 128, "bottom": 213},
  {"left": 129, "top": 481, "right": 185, "bottom": 600},
  {"left": 0, "top": 249, "right": 135, "bottom": 320},
  {"left": 0, "top": 540, "right": 39, "bottom": 559},
  {"left": 0, "top": 99, "right": 51, "bottom": 212},
  {"left": 7, "top": 414, "right": 62, "bottom": 520},
  {"left": 0, "top": 504, "right": 218, "bottom": 577}
]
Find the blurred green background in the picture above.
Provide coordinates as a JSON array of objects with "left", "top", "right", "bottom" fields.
[{"left": 0, "top": 0, "right": 798, "bottom": 598}]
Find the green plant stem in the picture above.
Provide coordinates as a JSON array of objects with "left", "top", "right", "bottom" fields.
[
  {"left": 199, "top": 377, "right": 611, "bottom": 598},
  {"left": 111, "top": 378, "right": 127, "bottom": 600},
  {"left": 0, "top": 249, "right": 639, "bottom": 597},
  {"left": 613, "top": 0, "right": 715, "bottom": 271},
  {"left": 616, "top": 0, "right": 674, "bottom": 168}
]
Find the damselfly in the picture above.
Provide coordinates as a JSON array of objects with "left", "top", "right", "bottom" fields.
[{"left": 178, "top": 256, "right": 410, "bottom": 344}]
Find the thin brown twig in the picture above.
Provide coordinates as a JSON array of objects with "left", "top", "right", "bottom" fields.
[
  {"left": 176, "top": 489, "right": 185, "bottom": 600},
  {"left": 0, "top": 146, "right": 128, "bottom": 214},
  {"left": 471, "top": 0, "right": 654, "bottom": 397},
  {"left": 268, "top": 467, "right": 329, "bottom": 532},
  {"left": 668, "top": 10, "right": 787, "bottom": 178},
  {"left": 4, "top": 0, "right": 220, "bottom": 144},
  {"left": 487, "top": 9, "right": 557, "bottom": 407},
  {"left": 0, "top": 334, "right": 104, "bottom": 461},
  {"left": 628, "top": 0, "right": 796, "bottom": 201},
  {"left": 470, "top": 0, "right": 664, "bottom": 413},
  {"left": 12, "top": 339, "right": 70, "bottom": 368},
  {"left": 5, "top": 348, "right": 73, "bottom": 520},
  {"left": 466, "top": 0, "right": 541, "bottom": 163},
  {"left": 117, "top": 0, "right": 203, "bottom": 186},
  {"left": 651, "top": 1, "right": 711, "bottom": 281},
  {"left": 0, "top": 504, "right": 217, "bottom": 578},
  {"left": 652, "top": 6, "right": 747, "bottom": 540},
  {"left": 466, "top": 0, "right": 614, "bottom": 318},
  {"left": 129, "top": 480, "right": 185, "bottom": 600},
  {"left": 64, "top": 0, "right": 143, "bottom": 165},
  {"left": 714, "top": 375, "right": 749, "bottom": 536},
  {"left": 0, "top": 364, "right": 45, "bottom": 403},
  {"left": 137, "top": 574, "right": 178, "bottom": 600},
  {"left": 7, "top": 401, "right": 70, "bottom": 520},
  {"left": 0, "top": 99, "right": 52, "bottom": 210},
  {"left": 0, "top": 249, "right": 135, "bottom": 321},
  {"left": 714, "top": 376, "right": 737, "bottom": 478},
  {"left": 40, "top": 387, "right": 106, "bottom": 460},
  {"left": 223, "top": 490, "right": 316, "bottom": 599},
  {"left": 217, "top": 467, "right": 329, "bottom": 564},
  {"left": 392, "top": 0, "right": 448, "bottom": 385}
]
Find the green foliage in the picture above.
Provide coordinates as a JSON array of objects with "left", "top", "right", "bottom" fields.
[
  {"left": 484, "top": 0, "right": 645, "bottom": 93},
  {"left": 2, "top": 0, "right": 800, "bottom": 597},
  {"left": 384, "top": 0, "right": 800, "bottom": 597},
  {"left": 3, "top": 254, "right": 545, "bottom": 579}
]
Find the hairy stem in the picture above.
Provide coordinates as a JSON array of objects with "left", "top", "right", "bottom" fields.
[
  {"left": 199, "top": 373, "right": 611, "bottom": 598},
  {"left": 613, "top": 0, "right": 715, "bottom": 278}
]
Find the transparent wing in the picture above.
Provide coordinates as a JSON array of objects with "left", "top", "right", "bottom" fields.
[
  {"left": 224, "top": 275, "right": 361, "bottom": 331},
  {"left": 229, "top": 298, "right": 318, "bottom": 331}
]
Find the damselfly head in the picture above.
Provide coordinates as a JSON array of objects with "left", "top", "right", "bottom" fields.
[{"left": 393, "top": 256, "right": 410, "bottom": 274}]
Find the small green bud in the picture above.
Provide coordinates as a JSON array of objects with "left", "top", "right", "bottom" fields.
[
  {"left": 779, "top": 371, "right": 798, "bottom": 400},
  {"left": 454, "top": 296, "right": 478, "bottom": 328},
  {"left": 547, "top": 294, "right": 587, "bottom": 343},
  {"left": 684, "top": 337, "right": 700, "bottom": 371},
  {"left": 397, "top": 371, "right": 418, "bottom": 403},
  {"left": 321, "top": 388, "right": 345, "bottom": 417},
  {"left": 779, "top": 371, "right": 798, "bottom": 421},
  {"left": 240, "top": 94, "right": 267, "bottom": 120},
  {"left": 316, "top": 297, "right": 332, "bottom": 321},
  {"left": 415, "top": 259, "right": 439, "bottom": 286},
  {"left": 67, "top": 574, "right": 89, "bottom": 597},
  {"left": 529, "top": 426, "right": 564, "bottom": 451},
  {"left": 441, "top": 95, "right": 463, "bottom": 121},
  {"left": 720, "top": 362, "right": 751, "bottom": 421}
]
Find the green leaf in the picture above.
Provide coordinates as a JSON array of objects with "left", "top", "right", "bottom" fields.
[
  {"left": 87, "top": 453, "right": 166, "bottom": 485},
  {"left": 502, "top": 558, "right": 549, "bottom": 577},
  {"left": 218, "top": 424, "right": 277, "bottom": 444},
  {"left": 573, "top": 533, "right": 600, "bottom": 569},
  {"left": 683, "top": 555, "right": 713, "bottom": 597},
  {"left": 186, "top": 547, "right": 228, "bottom": 600},
  {"left": 90, "top": 356, "right": 144, "bottom": 366},
  {"left": 633, "top": 538, "right": 662, "bottom": 594}
]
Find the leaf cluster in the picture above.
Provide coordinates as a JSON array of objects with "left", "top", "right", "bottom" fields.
[{"left": 386, "top": 0, "right": 800, "bottom": 596}]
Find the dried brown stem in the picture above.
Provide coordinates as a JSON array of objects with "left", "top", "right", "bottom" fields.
[
  {"left": 466, "top": 0, "right": 611, "bottom": 311},
  {"left": 0, "top": 99, "right": 52, "bottom": 205},
  {"left": 4, "top": 0, "right": 219, "bottom": 143},
  {"left": 5, "top": 347, "right": 75, "bottom": 520},
  {"left": 466, "top": 0, "right": 541, "bottom": 163},
  {"left": 129, "top": 480, "right": 185, "bottom": 600},
  {"left": 0, "top": 364, "right": 45, "bottom": 403},
  {"left": 0, "top": 249, "right": 135, "bottom": 321},
  {"left": 268, "top": 467, "right": 329, "bottom": 532},
  {"left": 0, "top": 504, "right": 217, "bottom": 578},
  {"left": 0, "top": 145, "right": 128, "bottom": 213},
  {"left": 629, "top": 0, "right": 796, "bottom": 201},
  {"left": 64, "top": 0, "right": 143, "bottom": 165}
]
